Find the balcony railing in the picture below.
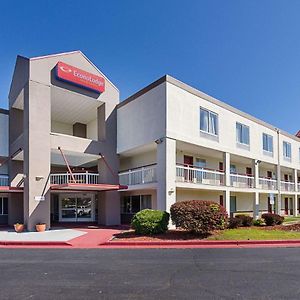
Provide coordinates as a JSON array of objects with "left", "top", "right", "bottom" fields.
[
  {"left": 119, "top": 164, "right": 157, "bottom": 186},
  {"left": 0, "top": 175, "right": 9, "bottom": 186},
  {"left": 176, "top": 165, "right": 225, "bottom": 186},
  {"left": 50, "top": 172, "right": 99, "bottom": 185},
  {"left": 259, "top": 177, "right": 277, "bottom": 190},
  {"left": 230, "top": 173, "right": 254, "bottom": 188},
  {"left": 280, "top": 180, "right": 295, "bottom": 192}
]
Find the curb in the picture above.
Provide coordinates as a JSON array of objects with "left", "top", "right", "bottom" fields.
[
  {"left": 0, "top": 241, "right": 72, "bottom": 246},
  {"left": 102, "top": 239, "right": 300, "bottom": 247}
]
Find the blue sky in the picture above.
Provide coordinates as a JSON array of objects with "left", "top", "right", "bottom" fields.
[{"left": 1, "top": 1, "right": 300, "bottom": 134}]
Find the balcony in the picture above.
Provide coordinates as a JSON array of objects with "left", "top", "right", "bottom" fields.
[
  {"left": 230, "top": 173, "right": 254, "bottom": 188},
  {"left": 119, "top": 164, "right": 157, "bottom": 186},
  {"left": 280, "top": 180, "right": 295, "bottom": 192},
  {"left": 259, "top": 177, "right": 277, "bottom": 190},
  {"left": 176, "top": 164, "right": 225, "bottom": 186},
  {"left": 50, "top": 172, "right": 99, "bottom": 185},
  {"left": 0, "top": 175, "right": 9, "bottom": 186}
]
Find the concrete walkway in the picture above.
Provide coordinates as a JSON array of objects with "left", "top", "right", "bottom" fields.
[{"left": 0, "top": 228, "right": 86, "bottom": 242}]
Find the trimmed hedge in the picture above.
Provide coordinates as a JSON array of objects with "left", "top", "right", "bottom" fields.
[
  {"left": 170, "top": 200, "right": 227, "bottom": 235},
  {"left": 235, "top": 214, "right": 253, "bottom": 227},
  {"left": 261, "top": 213, "right": 284, "bottom": 226},
  {"left": 228, "top": 217, "right": 243, "bottom": 229},
  {"left": 131, "top": 209, "right": 169, "bottom": 235}
]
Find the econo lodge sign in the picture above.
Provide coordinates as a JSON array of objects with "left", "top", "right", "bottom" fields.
[{"left": 55, "top": 61, "right": 105, "bottom": 93}]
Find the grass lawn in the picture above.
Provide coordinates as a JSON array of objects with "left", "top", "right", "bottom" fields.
[
  {"left": 208, "top": 227, "right": 300, "bottom": 240},
  {"left": 283, "top": 216, "right": 300, "bottom": 223}
]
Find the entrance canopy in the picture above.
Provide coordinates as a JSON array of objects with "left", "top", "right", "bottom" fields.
[
  {"left": 0, "top": 186, "right": 23, "bottom": 193},
  {"left": 50, "top": 183, "right": 127, "bottom": 192}
]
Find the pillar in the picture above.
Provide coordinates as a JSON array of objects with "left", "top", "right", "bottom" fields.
[
  {"left": 252, "top": 160, "right": 259, "bottom": 188},
  {"left": 223, "top": 152, "right": 230, "bottom": 187},
  {"left": 224, "top": 189, "right": 231, "bottom": 217},
  {"left": 294, "top": 169, "right": 298, "bottom": 193},
  {"left": 97, "top": 107, "right": 120, "bottom": 225},
  {"left": 23, "top": 81, "right": 51, "bottom": 231},
  {"left": 253, "top": 192, "right": 259, "bottom": 220},
  {"left": 294, "top": 195, "right": 298, "bottom": 217},
  {"left": 157, "top": 137, "right": 176, "bottom": 213}
]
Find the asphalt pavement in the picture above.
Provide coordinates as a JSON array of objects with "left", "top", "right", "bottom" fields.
[{"left": 1, "top": 247, "right": 300, "bottom": 299}]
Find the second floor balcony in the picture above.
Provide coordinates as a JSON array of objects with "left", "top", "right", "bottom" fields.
[
  {"left": 119, "top": 164, "right": 157, "bottom": 186},
  {"left": 50, "top": 172, "right": 99, "bottom": 185},
  {"left": 280, "top": 180, "right": 295, "bottom": 192},
  {"left": 176, "top": 164, "right": 225, "bottom": 186}
]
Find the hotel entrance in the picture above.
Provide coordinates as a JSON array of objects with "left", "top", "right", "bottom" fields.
[{"left": 58, "top": 194, "right": 96, "bottom": 222}]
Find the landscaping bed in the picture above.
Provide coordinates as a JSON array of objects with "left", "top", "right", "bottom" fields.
[{"left": 111, "top": 226, "right": 300, "bottom": 242}]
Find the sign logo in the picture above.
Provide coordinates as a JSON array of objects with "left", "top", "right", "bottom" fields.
[{"left": 55, "top": 61, "right": 105, "bottom": 94}]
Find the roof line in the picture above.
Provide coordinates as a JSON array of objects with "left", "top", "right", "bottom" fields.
[
  {"left": 0, "top": 108, "right": 9, "bottom": 115},
  {"left": 30, "top": 50, "right": 119, "bottom": 92},
  {"left": 118, "top": 74, "right": 299, "bottom": 142},
  {"left": 29, "top": 50, "right": 81, "bottom": 61},
  {"left": 117, "top": 75, "right": 167, "bottom": 108}
]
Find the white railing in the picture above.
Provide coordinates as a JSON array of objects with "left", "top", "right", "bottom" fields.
[
  {"left": 280, "top": 180, "right": 295, "bottom": 192},
  {"left": 230, "top": 174, "right": 254, "bottom": 188},
  {"left": 0, "top": 175, "right": 8, "bottom": 186},
  {"left": 50, "top": 172, "right": 99, "bottom": 185},
  {"left": 119, "top": 165, "right": 157, "bottom": 185},
  {"left": 259, "top": 177, "right": 277, "bottom": 190},
  {"left": 176, "top": 165, "right": 225, "bottom": 186}
]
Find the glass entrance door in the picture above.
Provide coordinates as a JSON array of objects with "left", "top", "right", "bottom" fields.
[{"left": 59, "top": 194, "right": 95, "bottom": 222}]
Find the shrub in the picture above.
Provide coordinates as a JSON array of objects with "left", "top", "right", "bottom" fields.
[
  {"left": 131, "top": 209, "right": 169, "bottom": 235},
  {"left": 261, "top": 213, "right": 284, "bottom": 226},
  {"left": 170, "top": 200, "right": 228, "bottom": 235},
  {"left": 253, "top": 219, "right": 264, "bottom": 226},
  {"left": 228, "top": 217, "right": 243, "bottom": 229},
  {"left": 235, "top": 214, "right": 253, "bottom": 227}
]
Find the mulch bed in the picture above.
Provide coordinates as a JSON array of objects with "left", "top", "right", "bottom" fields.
[
  {"left": 112, "top": 229, "right": 209, "bottom": 241},
  {"left": 112, "top": 224, "right": 300, "bottom": 242}
]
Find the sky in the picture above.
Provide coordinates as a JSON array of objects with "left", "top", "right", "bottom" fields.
[{"left": 0, "top": 0, "right": 300, "bottom": 134}]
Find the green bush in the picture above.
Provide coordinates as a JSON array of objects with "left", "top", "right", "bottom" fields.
[
  {"left": 261, "top": 213, "right": 284, "bottom": 226},
  {"left": 253, "top": 219, "right": 264, "bottom": 226},
  {"left": 235, "top": 214, "right": 253, "bottom": 227},
  {"left": 131, "top": 209, "right": 169, "bottom": 235},
  {"left": 228, "top": 217, "right": 243, "bottom": 229},
  {"left": 170, "top": 200, "right": 228, "bottom": 235}
]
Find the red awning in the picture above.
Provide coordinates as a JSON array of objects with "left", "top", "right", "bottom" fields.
[
  {"left": 50, "top": 183, "right": 128, "bottom": 192},
  {"left": 0, "top": 186, "right": 23, "bottom": 193}
]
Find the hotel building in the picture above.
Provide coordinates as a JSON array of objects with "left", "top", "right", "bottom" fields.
[{"left": 0, "top": 51, "right": 299, "bottom": 230}]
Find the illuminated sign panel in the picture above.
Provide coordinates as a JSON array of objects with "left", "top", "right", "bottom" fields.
[{"left": 55, "top": 61, "right": 105, "bottom": 93}]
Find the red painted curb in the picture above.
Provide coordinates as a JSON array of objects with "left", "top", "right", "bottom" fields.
[
  {"left": 0, "top": 241, "right": 72, "bottom": 246},
  {"left": 103, "top": 239, "right": 300, "bottom": 247}
]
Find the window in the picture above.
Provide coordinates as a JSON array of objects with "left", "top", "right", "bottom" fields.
[
  {"left": 195, "top": 158, "right": 206, "bottom": 168},
  {"left": 0, "top": 197, "right": 8, "bottom": 215},
  {"left": 230, "top": 164, "right": 237, "bottom": 173},
  {"left": 283, "top": 141, "right": 291, "bottom": 159},
  {"left": 263, "top": 133, "right": 273, "bottom": 153},
  {"left": 236, "top": 122, "right": 250, "bottom": 145},
  {"left": 121, "top": 195, "right": 152, "bottom": 214},
  {"left": 200, "top": 108, "right": 218, "bottom": 135}
]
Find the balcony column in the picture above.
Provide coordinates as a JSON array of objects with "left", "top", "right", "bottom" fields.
[
  {"left": 252, "top": 160, "right": 259, "bottom": 189},
  {"left": 157, "top": 137, "right": 176, "bottom": 214},
  {"left": 223, "top": 152, "right": 230, "bottom": 187},
  {"left": 294, "top": 169, "right": 298, "bottom": 193},
  {"left": 276, "top": 165, "right": 281, "bottom": 215},
  {"left": 224, "top": 189, "right": 231, "bottom": 217},
  {"left": 294, "top": 195, "right": 298, "bottom": 217},
  {"left": 253, "top": 192, "right": 260, "bottom": 220}
]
